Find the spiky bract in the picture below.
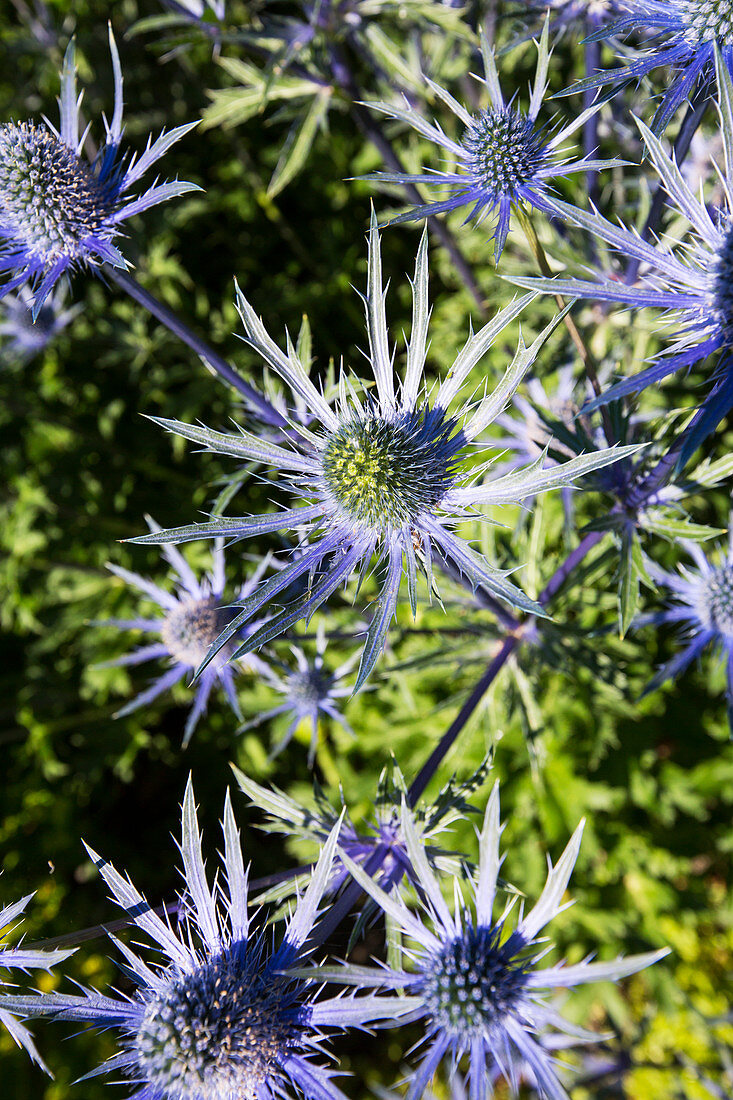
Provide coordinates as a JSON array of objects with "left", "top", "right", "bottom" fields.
[
  {"left": 0, "top": 893, "right": 76, "bottom": 1073},
  {"left": 512, "top": 59, "right": 733, "bottom": 465},
  {"left": 0, "top": 30, "right": 199, "bottom": 316},
  {"left": 102, "top": 530, "right": 268, "bottom": 745},
  {"left": 0, "top": 780, "right": 401, "bottom": 1097},
  {"left": 573, "top": 0, "right": 733, "bottom": 132},
  {"left": 363, "top": 23, "right": 618, "bottom": 260},
  {"left": 322, "top": 786, "right": 668, "bottom": 1100},
  {"left": 130, "top": 218, "right": 632, "bottom": 691}
]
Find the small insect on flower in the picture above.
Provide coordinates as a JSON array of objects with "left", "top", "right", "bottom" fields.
[
  {"left": 512, "top": 50, "right": 733, "bottom": 465},
  {"left": 362, "top": 22, "right": 620, "bottom": 261},
  {"left": 643, "top": 535, "right": 733, "bottom": 726},
  {"left": 567, "top": 0, "right": 733, "bottom": 133},
  {"left": 0, "top": 27, "right": 200, "bottom": 317},
  {"left": 100, "top": 528, "right": 269, "bottom": 745},
  {"left": 0, "top": 780, "right": 404, "bottom": 1096},
  {"left": 0, "top": 891, "right": 76, "bottom": 1073},
  {"left": 131, "top": 215, "right": 634, "bottom": 691},
  {"left": 316, "top": 784, "right": 669, "bottom": 1100}
]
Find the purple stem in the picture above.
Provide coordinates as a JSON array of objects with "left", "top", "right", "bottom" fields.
[
  {"left": 107, "top": 267, "right": 285, "bottom": 428},
  {"left": 309, "top": 526, "right": 607, "bottom": 947}
]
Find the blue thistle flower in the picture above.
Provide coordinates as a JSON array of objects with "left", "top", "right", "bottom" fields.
[
  {"left": 0, "top": 28, "right": 200, "bottom": 317},
  {"left": 572, "top": 0, "right": 733, "bottom": 133},
  {"left": 322, "top": 786, "right": 668, "bottom": 1100},
  {"left": 242, "top": 629, "right": 357, "bottom": 764},
  {"left": 234, "top": 757, "right": 489, "bottom": 908},
  {"left": 101, "top": 527, "right": 270, "bottom": 745},
  {"left": 363, "top": 23, "right": 619, "bottom": 261},
  {"left": 130, "top": 217, "right": 634, "bottom": 691},
  {"left": 0, "top": 283, "right": 80, "bottom": 363},
  {"left": 512, "top": 54, "right": 733, "bottom": 465},
  {"left": 0, "top": 780, "right": 401, "bottom": 1096},
  {"left": 0, "top": 891, "right": 76, "bottom": 1073},
  {"left": 644, "top": 537, "right": 733, "bottom": 723}
]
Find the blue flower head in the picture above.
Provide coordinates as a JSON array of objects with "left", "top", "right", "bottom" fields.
[
  {"left": 131, "top": 216, "right": 634, "bottom": 691},
  {"left": 577, "top": 0, "right": 733, "bottom": 133},
  {"left": 363, "top": 22, "right": 618, "bottom": 261},
  {"left": 0, "top": 891, "right": 76, "bottom": 1073},
  {"left": 0, "top": 28, "right": 200, "bottom": 317},
  {"left": 0, "top": 780, "right": 399, "bottom": 1096},
  {"left": 243, "top": 628, "right": 357, "bottom": 764},
  {"left": 102, "top": 526, "right": 269, "bottom": 745},
  {"left": 234, "top": 756, "right": 490, "bottom": 908},
  {"left": 327, "top": 786, "right": 668, "bottom": 1100},
  {"left": 644, "top": 536, "right": 733, "bottom": 724},
  {"left": 513, "top": 52, "right": 733, "bottom": 465}
]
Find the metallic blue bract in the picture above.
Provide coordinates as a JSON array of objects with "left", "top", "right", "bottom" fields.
[
  {"left": 0, "top": 30, "right": 199, "bottom": 317},
  {"left": 575, "top": 0, "right": 733, "bottom": 132},
  {"left": 0, "top": 781, "right": 401, "bottom": 1097}
]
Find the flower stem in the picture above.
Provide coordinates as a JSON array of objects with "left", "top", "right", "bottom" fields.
[
  {"left": 516, "top": 206, "right": 614, "bottom": 444},
  {"left": 107, "top": 267, "right": 285, "bottom": 428},
  {"left": 309, "top": 526, "right": 606, "bottom": 947}
]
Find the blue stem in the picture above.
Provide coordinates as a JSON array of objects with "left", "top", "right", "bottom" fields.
[{"left": 108, "top": 267, "right": 285, "bottom": 428}]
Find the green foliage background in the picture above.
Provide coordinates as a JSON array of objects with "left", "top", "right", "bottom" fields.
[{"left": 0, "top": 1, "right": 731, "bottom": 1096}]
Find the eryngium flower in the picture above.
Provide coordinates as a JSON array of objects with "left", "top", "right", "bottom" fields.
[
  {"left": 0, "top": 780, "right": 399, "bottom": 1096},
  {"left": 131, "top": 217, "right": 632, "bottom": 690},
  {"left": 644, "top": 538, "right": 733, "bottom": 724},
  {"left": 363, "top": 23, "right": 617, "bottom": 261},
  {"left": 234, "top": 757, "right": 488, "bottom": 907},
  {"left": 0, "top": 892, "right": 76, "bottom": 1072},
  {"left": 0, "top": 283, "right": 80, "bottom": 363},
  {"left": 243, "top": 630, "right": 356, "bottom": 764},
  {"left": 0, "top": 30, "right": 199, "bottom": 316},
  {"left": 512, "top": 62, "right": 733, "bottom": 463},
  {"left": 574, "top": 0, "right": 733, "bottom": 133},
  {"left": 102, "top": 530, "right": 268, "bottom": 745},
  {"left": 321, "top": 786, "right": 668, "bottom": 1100}
]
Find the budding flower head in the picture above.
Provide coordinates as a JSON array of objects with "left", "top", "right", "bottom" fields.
[
  {"left": 0, "top": 283, "right": 80, "bottom": 363},
  {"left": 362, "top": 21, "right": 619, "bottom": 261},
  {"left": 0, "top": 28, "right": 199, "bottom": 317},
  {"left": 131, "top": 215, "right": 633, "bottom": 691},
  {"left": 327, "top": 786, "right": 668, "bottom": 1099},
  {"left": 0, "top": 780, "right": 398, "bottom": 1096},
  {"left": 100, "top": 528, "right": 269, "bottom": 745},
  {"left": 242, "top": 629, "right": 356, "bottom": 764}
]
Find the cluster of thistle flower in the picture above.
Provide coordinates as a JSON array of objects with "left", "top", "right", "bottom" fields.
[{"left": 6, "top": 0, "right": 733, "bottom": 1096}]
